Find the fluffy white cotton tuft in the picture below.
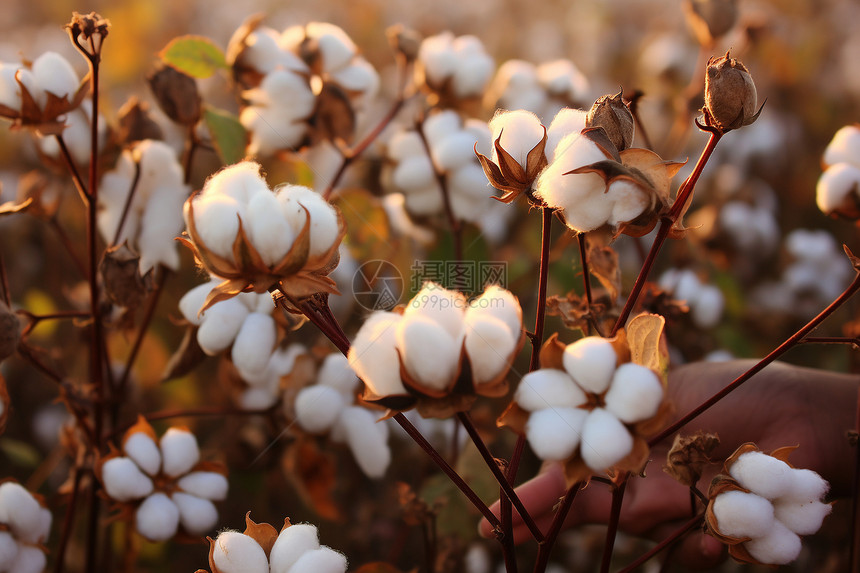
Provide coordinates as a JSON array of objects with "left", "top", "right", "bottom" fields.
[
  {"left": 773, "top": 499, "right": 832, "bottom": 536},
  {"left": 0, "top": 483, "right": 43, "bottom": 542},
  {"left": 277, "top": 186, "right": 340, "bottom": 258},
  {"left": 348, "top": 312, "right": 408, "bottom": 397},
  {"left": 489, "top": 110, "right": 545, "bottom": 169},
  {"left": 317, "top": 353, "right": 360, "bottom": 398},
  {"left": 783, "top": 468, "right": 829, "bottom": 503},
  {"left": 212, "top": 531, "right": 269, "bottom": 573},
  {"left": 404, "top": 283, "right": 466, "bottom": 340},
  {"left": 816, "top": 163, "right": 860, "bottom": 214},
  {"left": 246, "top": 188, "right": 294, "bottom": 265},
  {"left": 295, "top": 386, "right": 346, "bottom": 434},
  {"left": 469, "top": 285, "right": 522, "bottom": 338},
  {"left": 603, "top": 363, "right": 663, "bottom": 423},
  {"left": 288, "top": 546, "right": 348, "bottom": 573},
  {"left": 6, "top": 545, "right": 45, "bottom": 573},
  {"left": 712, "top": 490, "right": 775, "bottom": 539},
  {"left": 822, "top": 125, "right": 860, "bottom": 168},
  {"left": 0, "top": 531, "right": 18, "bottom": 568},
  {"left": 562, "top": 337, "right": 617, "bottom": 394},
  {"left": 196, "top": 298, "right": 250, "bottom": 354},
  {"left": 171, "top": 492, "right": 218, "bottom": 536},
  {"left": 515, "top": 369, "right": 587, "bottom": 411},
  {"left": 231, "top": 313, "right": 278, "bottom": 380},
  {"left": 335, "top": 406, "right": 391, "bottom": 478},
  {"left": 729, "top": 451, "right": 793, "bottom": 500},
  {"left": 176, "top": 471, "right": 229, "bottom": 501},
  {"left": 101, "top": 457, "right": 154, "bottom": 502},
  {"left": 159, "top": 428, "right": 200, "bottom": 478},
  {"left": 135, "top": 493, "right": 179, "bottom": 542},
  {"left": 123, "top": 432, "right": 162, "bottom": 476},
  {"left": 744, "top": 519, "right": 802, "bottom": 565},
  {"left": 464, "top": 314, "right": 515, "bottom": 385},
  {"left": 692, "top": 285, "right": 725, "bottom": 329},
  {"left": 396, "top": 315, "right": 460, "bottom": 392},
  {"left": 524, "top": 407, "right": 588, "bottom": 461},
  {"left": 579, "top": 408, "right": 634, "bottom": 471},
  {"left": 269, "top": 523, "right": 321, "bottom": 573},
  {"left": 31, "top": 52, "right": 79, "bottom": 100}
]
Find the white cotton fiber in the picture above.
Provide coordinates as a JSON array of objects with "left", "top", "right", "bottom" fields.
[
  {"left": 525, "top": 407, "right": 588, "bottom": 461},
  {"left": 6, "top": 545, "right": 45, "bottom": 573},
  {"left": 212, "top": 531, "right": 269, "bottom": 573},
  {"left": 177, "top": 471, "right": 229, "bottom": 501},
  {"left": 348, "top": 312, "right": 408, "bottom": 397},
  {"left": 579, "top": 408, "right": 634, "bottom": 471},
  {"left": 123, "top": 432, "right": 162, "bottom": 476},
  {"left": 606, "top": 181, "right": 649, "bottom": 225},
  {"left": 783, "top": 468, "right": 830, "bottom": 503},
  {"left": 159, "top": 428, "right": 200, "bottom": 478},
  {"left": 545, "top": 109, "right": 587, "bottom": 162},
  {"left": 0, "top": 530, "right": 19, "bottom": 567},
  {"left": 744, "top": 519, "right": 802, "bottom": 565},
  {"left": 404, "top": 283, "right": 467, "bottom": 340},
  {"left": 304, "top": 22, "right": 356, "bottom": 71},
  {"left": 295, "top": 386, "right": 346, "bottom": 434},
  {"left": 418, "top": 33, "right": 457, "bottom": 87},
  {"left": 396, "top": 315, "right": 460, "bottom": 392},
  {"left": 331, "top": 59, "right": 379, "bottom": 95},
  {"left": 515, "top": 369, "right": 586, "bottom": 411},
  {"left": 246, "top": 189, "right": 294, "bottom": 266},
  {"left": 692, "top": 285, "right": 724, "bottom": 329},
  {"left": 562, "top": 337, "right": 617, "bottom": 394},
  {"left": 0, "top": 483, "right": 43, "bottom": 541},
  {"left": 288, "top": 546, "right": 348, "bottom": 573},
  {"left": 729, "top": 452, "right": 793, "bottom": 500},
  {"left": 773, "top": 499, "right": 832, "bottom": 536},
  {"left": 196, "top": 298, "right": 249, "bottom": 354},
  {"left": 335, "top": 406, "right": 391, "bottom": 478},
  {"left": 816, "top": 163, "right": 860, "bottom": 214},
  {"left": 464, "top": 314, "right": 515, "bottom": 385},
  {"left": 171, "top": 492, "right": 218, "bottom": 536},
  {"left": 712, "top": 490, "right": 775, "bottom": 539},
  {"left": 190, "top": 195, "right": 245, "bottom": 261},
  {"left": 135, "top": 493, "right": 180, "bottom": 542},
  {"left": 101, "top": 457, "right": 154, "bottom": 502},
  {"left": 823, "top": 125, "right": 860, "bottom": 168},
  {"left": 269, "top": 523, "right": 321, "bottom": 573},
  {"left": 278, "top": 186, "right": 339, "bottom": 257},
  {"left": 317, "top": 353, "right": 360, "bottom": 398},
  {"left": 392, "top": 155, "right": 435, "bottom": 192},
  {"left": 489, "top": 109, "right": 545, "bottom": 169},
  {"left": 178, "top": 281, "right": 217, "bottom": 324},
  {"left": 467, "top": 285, "right": 522, "bottom": 340},
  {"left": 603, "top": 363, "right": 663, "bottom": 424},
  {"left": 433, "top": 130, "right": 479, "bottom": 172},
  {"left": 31, "top": 52, "right": 78, "bottom": 100},
  {"left": 232, "top": 313, "right": 278, "bottom": 381}
]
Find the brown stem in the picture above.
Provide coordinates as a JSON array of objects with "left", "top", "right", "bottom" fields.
[
  {"left": 111, "top": 158, "right": 143, "bottom": 246},
  {"left": 599, "top": 475, "right": 629, "bottom": 573},
  {"left": 851, "top": 386, "right": 860, "bottom": 572},
  {"left": 183, "top": 125, "right": 199, "bottom": 186},
  {"left": 53, "top": 466, "right": 83, "bottom": 573},
  {"left": 801, "top": 336, "right": 860, "bottom": 347},
  {"left": 533, "top": 481, "right": 584, "bottom": 572},
  {"left": 54, "top": 134, "right": 90, "bottom": 203},
  {"left": 578, "top": 233, "right": 594, "bottom": 308},
  {"left": 616, "top": 513, "right": 705, "bottom": 573}
]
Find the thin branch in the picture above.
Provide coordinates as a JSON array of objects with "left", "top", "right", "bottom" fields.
[
  {"left": 53, "top": 466, "right": 83, "bottom": 573},
  {"left": 53, "top": 134, "right": 90, "bottom": 203},
  {"left": 616, "top": 513, "right": 705, "bottom": 573},
  {"left": 111, "top": 158, "right": 143, "bottom": 246},
  {"left": 533, "top": 482, "right": 584, "bottom": 572},
  {"left": 599, "top": 475, "right": 629, "bottom": 573},
  {"left": 851, "top": 386, "right": 860, "bottom": 572}
]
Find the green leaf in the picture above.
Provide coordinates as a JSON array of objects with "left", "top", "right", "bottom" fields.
[
  {"left": 0, "top": 438, "right": 41, "bottom": 468},
  {"left": 159, "top": 35, "right": 227, "bottom": 79},
  {"left": 204, "top": 106, "right": 247, "bottom": 166}
]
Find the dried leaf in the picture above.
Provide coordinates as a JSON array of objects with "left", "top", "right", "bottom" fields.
[
  {"left": 625, "top": 313, "right": 668, "bottom": 378},
  {"left": 663, "top": 431, "right": 721, "bottom": 487},
  {"left": 100, "top": 243, "right": 147, "bottom": 309},
  {"left": 161, "top": 325, "right": 207, "bottom": 382},
  {"left": 586, "top": 233, "right": 621, "bottom": 302},
  {"left": 0, "top": 197, "right": 33, "bottom": 216},
  {"left": 282, "top": 438, "right": 343, "bottom": 522},
  {"left": 539, "top": 333, "right": 566, "bottom": 370}
]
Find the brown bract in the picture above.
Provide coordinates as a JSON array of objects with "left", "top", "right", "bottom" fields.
[
  {"left": 0, "top": 70, "right": 89, "bottom": 135},
  {"left": 475, "top": 126, "right": 548, "bottom": 205},
  {"left": 586, "top": 90, "right": 634, "bottom": 152},
  {"left": 703, "top": 51, "right": 763, "bottom": 133},
  {"left": 204, "top": 513, "right": 289, "bottom": 573},
  {"left": 179, "top": 196, "right": 345, "bottom": 315},
  {"left": 116, "top": 97, "right": 164, "bottom": 145},
  {"left": 148, "top": 64, "right": 202, "bottom": 126},
  {"left": 663, "top": 431, "right": 721, "bottom": 487}
]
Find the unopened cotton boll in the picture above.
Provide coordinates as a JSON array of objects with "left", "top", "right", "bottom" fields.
[
  {"left": 712, "top": 490, "right": 775, "bottom": 538},
  {"left": 196, "top": 298, "right": 250, "bottom": 354},
  {"left": 464, "top": 314, "right": 515, "bottom": 385},
  {"left": 823, "top": 125, "right": 860, "bottom": 168},
  {"left": 525, "top": 407, "right": 588, "bottom": 461},
  {"left": 579, "top": 408, "right": 634, "bottom": 471},
  {"left": 603, "top": 363, "right": 663, "bottom": 423},
  {"left": 171, "top": 492, "right": 218, "bottom": 535},
  {"left": 269, "top": 523, "right": 321, "bottom": 573},
  {"left": 562, "top": 337, "right": 617, "bottom": 394},
  {"left": 396, "top": 315, "right": 460, "bottom": 391},
  {"left": 295, "top": 386, "right": 346, "bottom": 434},
  {"left": 123, "top": 432, "right": 162, "bottom": 476},
  {"left": 135, "top": 493, "right": 179, "bottom": 542},
  {"left": 405, "top": 283, "right": 467, "bottom": 340},
  {"left": 288, "top": 547, "right": 348, "bottom": 573},
  {"left": 515, "top": 369, "right": 586, "bottom": 411},
  {"left": 212, "top": 531, "right": 269, "bottom": 573},
  {"left": 489, "top": 110, "right": 545, "bottom": 169},
  {"left": 177, "top": 471, "right": 229, "bottom": 501},
  {"left": 159, "top": 428, "right": 200, "bottom": 478},
  {"left": 744, "top": 519, "right": 802, "bottom": 565},
  {"left": 335, "top": 406, "right": 391, "bottom": 478},
  {"left": 6, "top": 545, "right": 45, "bottom": 573},
  {"left": 729, "top": 451, "right": 793, "bottom": 500},
  {"left": 774, "top": 499, "right": 831, "bottom": 536},
  {"left": 101, "top": 457, "right": 154, "bottom": 502},
  {"left": 232, "top": 313, "right": 278, "bottom": 380},
  {"left": 348, "top": 312, "right": 408, "bottom": 397}
]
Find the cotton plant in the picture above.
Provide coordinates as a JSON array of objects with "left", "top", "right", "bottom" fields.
[
  {"left": 658, "top": 268, "right": 725, "bottom": 329},
  {"left": 179, "top": 279, "right": 307, "bottom": 409},
  {"left": 816, "top": 124, "right": 860, "bottom": 219},
  {"left": 180, "top": 161, "right": 345, "bottom": 313},
  {"left": 348, "top": 282, "right": 523, "bottom": 417},
  {"left": 198, "top": 513, "right": 346, "bottom": 573},
  {"left": 706, "top": 444, "right": 832, "bottom": 566},
  {"left": 36, "top": 98, "right": 107, "bottom": 166},
  {"left": 0, "top": 481, "right": 52, "bottom": 573},
  {"left": 485, "top": 59, "right": 591, "bottom": 121},
  {"left": 97, "top": 139, "right": 191, "bottom": 274},
  {"left": 416, "top": 32, "right": 494, "bottom": 102},
  {"left": 97, "top": 417, "right": 228, "bottom": 542},
  {"left": 292, "top": 353, "right": 392, "bottom": 478}
]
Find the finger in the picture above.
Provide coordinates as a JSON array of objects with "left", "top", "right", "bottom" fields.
[{"left": 478, "top": 464, "right": 566, "bottom": 539}]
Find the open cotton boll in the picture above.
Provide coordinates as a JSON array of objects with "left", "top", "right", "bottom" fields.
[
  {"left": 0, "top": 63, "right": 26, "bottom": 110},
  {"left": 423, "top": 110, "right": 462, "bottom": 147},
  {"left": 160, "top": 428, "right": 200, "bottom": 478},
  {"left": 212, "top": 531, "right": 269, "bottom": 573},
  {"left": 201, "top": 161, "right": 269, "bottom": 204},
  {"left": 545, "top": 109, "right": 587, "bottom": 161},
  {"left": 539, "top": 59, "right": 589, "bottom": 99},
  {"left": 31, "top": 52, "right": 78, "bottom": 100},
  {"left": 348, "top": 312, "right": 408, "bottom": 397},
  {"left": 0, "top": 483, "right": 43, "bottom": 539},
  {"left": 269, "top": 523, "right": 321, "bottom": 573},
  {"left": 468, "top": 285, "right": 522, "bottom": 338},
  {"left": 392, "top": 155, "right": 436, "bottom": 192},
  {"left": 123, "top": 432, "right": 161, "bottom": 476},
  {"left": 196, "top": 298, "right": 250, "bottom": 354},
  {"left": 773, "top": 499, "right": 831, "bottom": 536},
  {"left": 744, "top": 519, "right": 802, "bottom": 565},
  {"left": 295, "top": 386, "right": 346, "bottom": 434},
  {"left": 331, "top": 59, "right": 379, "bottom": 96},
  {"left": 418, "top": 32, "right": 458, "bottom": 86},
  {"left": 816, "top": 163, "right": 860, "bottom": 214},
  {"left": 288, "top": 547, "right": 348, "bottom": 573},
  {"left": 336, "top": 406, "right": 391, "bottom": 478},
  {"left": 404, "top": 283, "right": 466, "bottom": 340},
  {"left": 579, "top": 408, "right": 634, "bottom": 471},
  {"left": 246, "top": 189, "right": 295, "bottom": 266},
  {"left": 449, "top": 167, "right": 492, "bottom": 222},
  {"left": 189, "top": 195, "right": 246, "bottom": 261},
  {"left": 242, "top": 106, "right": 309, "bottom": 156},
  {"left": 603, "top": 363, "right": 663, "bottom": 424},
  {"left": 692, "top": 285, "right": 724, "bottom": 329},
  {"left": 403, "top": 187, "right": 444, "bottom": 216},
  {"left": 525, "top": 407, "right": 588, "bottom": 461},
  {"left": 0, "top": 530, "right": 18, "bottom": 568},
  {"left": 171, "top": 492, "right": 218, "bottom": 536},
  {"left": 178, "top": 281, "right": 218, "bottom": 325},
  {"left": 515, "top": 369, "right": 587, "bottom": 411},
  {"left": 177, "top": 471, "right": 229, "bottom": 501},
  {"left": 562, "top": 337, "right": 617, "bottom": 394},
  {"left": 489, "top": 110, "right": 545, "bottom": 169},
  {"left": 232, "top": 313, "right": 278, "bottom": 381},
  {"left": 823, "top": 125, "right": 860, "bottom": 168},
  {"left": 396, "top": 315, "right": 460, "bottom": 392},
  {"left": 302, "top": 22, "right": 357, "bottom": 72},
  {"left": 730, "top": 452, "right": 793, "bottom": 500},
  {"left": 606, "top": 181, "right": 649, "bottom": 225},
  {"left": 278, "top": 186, "right": 339, "bottom": 258},
  {"left": 7, "top": 545, "right": 45, "bottom": 573},
  {"left": 135, "top": 493, "right": 179, "bottom": 542},
  {"left": 432, "top": 130, "right": 481, "bottom": 172},
  {"left": 464, "top": 314, "right": 515, "bottom": 385},
  {"left": 783, "top": 468, "right": 829, "bottom": 503},
  {"left": 101, "top": 457, "right": 155, "bottom": 501},
  {"left": 387, "top": 131, "right": 425, "bottom": 162},
  {"left": 712, "top": 490, "right": 775, "bottom": 538},
  {"left": 317, "top": 353, "right": 360, "bottom": 398}
]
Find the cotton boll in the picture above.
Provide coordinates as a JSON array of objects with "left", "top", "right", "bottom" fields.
[
  {"left": 423, "top": 110, "right": 462, "bottom": 147},
  {"left": 0, "top": 63, "right": 25, "bottom": 110},
  {"left": 744, "top": 520, "right": 802, "bottom": 565},
  {"left": 524, "top": 407, "right": 588, "bottom": 461},
  {"left": 100, "top": 457, "right": 155, "bottom": 502},
  {"left": 278, "top": 186, "right": 340, "bottom": 257},
  {"left": 464, "top": 314, "right": 516, "bottom": 385},
  {"left": 562, "top": 337, "right": 617, "bottom": 394},
  {"left": 729, "top": 452, "right": 793, "bottom": 500},
  {"left": 201, "top": 161, "right": 269, "bottom": 204},
  {"left": 692, "top": 285, "right": 724, "bottom": 329},
  {"left": 392, "top": 155, "right": 435, "bottom": 191},
  {"left": 177, "top": 471, "right": 229, "bottom": 501},
  {"left": 233, "top": 26, "right": 284, "bottom": 74},
  {"left": 35, "top": 508, "right": 51, "bottom": 544},
  {"left": 246, "top": 189, "right": 294, "bottom": 266},
  {"left": 711, "top": 490, "right": 775, "bottom": 538},
  {"left": 190, "top": 195, "right": 244, "bottom": 261},
  {"left": 6, "top": 545, "right": 45, "bottom": 573},
  {"left": 465, "top": 119, "right": 493, "bottom": 157},
  {"left": 396, "top": 315, "right": 460, "bottom": 392},
  {"left": 449, "top": 167, "right": 492, "bottom": 222},
  {"left": 196, "top": 298, "right": 250, "bottom": 354},
  {"left": 0, "top": 484, "right": 44, "bottom": 541},
  {"left": 515, "top": 369, "right": 586, "bottom": 411},
  {"left": 463, "top": 543, "right": 491, "bottom": 573},
  {"left": 0, "top": 531, "right": 18, "bottom": 568},
  {"left": 469, "top": 286, "right": 522, "bottom": 338},
  {"left": 539, "top": 59, "right": 589, "bottom": 100},
  {"left": 823, "top": 125, "right": 860, "bottom": 168},
  {"left": 331, "top": 59, "right": 379, "bottom": 96},
  {"left": 317, "top": 353, "right": 360, "bottom": 397},
  {"left": 418, "top": 32, "right": 457, "bottom": 87},
  {"left": 433, "top": 131, "right": 481, "bottom": 172},
  {"left": 348, "top": 312, "right": 408, "bottom": 397},
  {"left": 123, "top": 432, "right": 161, "bottom": 476},
  {"left": 160, "top": 428, "right": 200, "bottom": 478},
  {"left": 242, "top": 106, "right": 309, "bottom": 156},
  {"left": 171, "top": 492, "right": 218, "bottom": 536},
  {"left": 138, "top": 188, "right": 185, "bottom": 272},
  {"left": 606, "top": 180, "right": 649, "bottom": 225},
  {"left": 288, "top": 547, "right": 348, "bottom": 573},
  {"left": 305, "top": 22, "right": 357, "bottom": 72},
  {"left": 387, "top": 131, "right": 425, "bottom": 162},
  {"left": 603, "top": 363, "right": 663, "bottom": 423},
  {"left": 403, "top": 187, "right": 444, "bottom": 217},
  {"left": 489, "top": 110, "right": 545, "bottom": 169},
  {"left": 774, "top": 499, "right": 831, "bottom": 536},
  {"left": 579, "top": 408, "right": 634, "bottom": 471},
  {"left": 31, "top": 52, "right": 78, "bottom": 100},
  {"left": 545, "top": 109, "right": 587, "bottom": 161},
  {"left": 178, "top": 281, "right": 218, "bottom": 324},
  {"left": 135, "top": 493, "right": 180, "bottom": 542},
  {"left": 295, "top": 386, "right": 346, "bottom": 433},
  {"left": 269, "top": 523, "right": 321, "bottom": 573},
  {"left": 335, "top": 406, "right": 391, "bottom": 478},
  {"left": 816, "top": 163, "right": 860, "bottom": 214},
  {"left": 783, "top": 468, "right": 829, "bottom": 503},
  {"left": 212, "top": 531, "right": 269, "bottom": 573},
  {"left": 404, "top": 283, "right": 466, "bottom": 340},
  {"left": 232, "top": 313, "right": 278, "bottom": 381}
]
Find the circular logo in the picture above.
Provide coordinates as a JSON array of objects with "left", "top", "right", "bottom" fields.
[{"left": 352, "top": 260, "right": 404, "bottom": 311}]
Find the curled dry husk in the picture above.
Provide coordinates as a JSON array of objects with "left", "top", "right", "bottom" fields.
[
  {"left": 498, "top": 313, "right": 674, "bottom": 485},
  {"left": 475, "top": 126, "right": 548, "bottom": 205}
]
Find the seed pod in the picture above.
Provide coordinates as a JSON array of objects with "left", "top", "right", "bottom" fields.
[
  {"left": 703, "top": 52, "right": 760, "bottom": 132},
  {"left": 147, "top": 63, "right": 202, "bottom": 126},
  {"left": 586, "top": 90, "right": 634, "bottom": 151}
]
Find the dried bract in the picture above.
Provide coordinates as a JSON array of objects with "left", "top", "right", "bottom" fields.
[
  {"left": 586, "top": 90, "right": 634, "bottom": 152},
  {"left": 116, "top": 97, "right": 163, "bottom": 145}
]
